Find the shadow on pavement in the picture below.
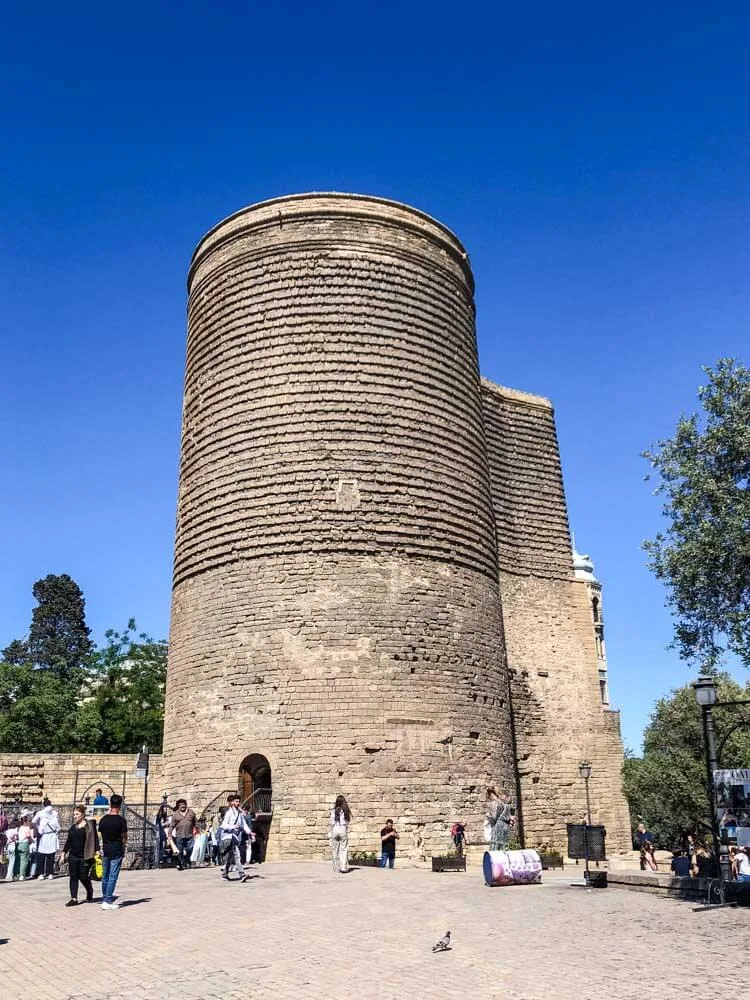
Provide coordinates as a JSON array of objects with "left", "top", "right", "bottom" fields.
[{"left": 118, "top": 897, "right": 152, "bottom": 908}]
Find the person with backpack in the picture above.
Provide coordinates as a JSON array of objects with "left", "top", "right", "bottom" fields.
[{"left": 218, "top": 794, "right": 251, "bottom": 882}]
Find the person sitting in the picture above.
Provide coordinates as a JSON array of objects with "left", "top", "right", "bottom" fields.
[
  {"left": 670, "top": 849, "right": 691, "bottom": 878},
  {"left": 734, "top": 845, "right": 750, "bottom": 883},
  {"left": 691, "top": 843, "right": 718, "bottom": 879},
  {"left": 93, "top": 789, "right": 109, "bottom": 806}
]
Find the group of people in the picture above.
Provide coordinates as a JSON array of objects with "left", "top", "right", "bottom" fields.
[
  {"left": 3, "top": 783, "right": 521, "bottom": 892},
  {"left": 327, "top": 795, "right": 401, "bottom": 871},
  {"left": 670, "top": 840, "right": 750, "bottom": 881},
  {"left": 3, "top": 800, "right": 64, "bottom": 881},
  {"left": 154, "top": 795, "right": 266, "bottom": 874},
  {"left": 325, "top": 785, "right": 516, "bottom": 872},
  {"left": 636, "top": 823, "right": 750, "bottom": 882},
  {"left": 2, "top": 794, "right": 128, "bottom": 908}
]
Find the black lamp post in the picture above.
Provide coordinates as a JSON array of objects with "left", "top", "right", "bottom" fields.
[
  {"left": 692, "top": 676, "right": 730, "bottom": 881},
  {"left": 579, "top": 761, "right": 592, "bottom": 882}
]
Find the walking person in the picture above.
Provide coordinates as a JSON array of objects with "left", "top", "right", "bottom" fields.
[
  {"left": 484, "top": 787, "right": 514, "bottom": 851},
  {"left": 16, "top": 812, "right": 34, "bottom": 880},
  {"left": 33, "top": 799, "right": 61, "bottom": 879},
  {"left": 380, "top": 818, "right": 399, "bottom": 868},
  {"left": 99, "top": 793, "right": 127, "bottom": 909},
  {"left": 4, "top": 816, "right": 19, "bottom": 881},
  {"left": 170, "top": 798, "right": 198, "bottom": 871},
  {"left": 249, "top": 811, "right": 265, "bottom": 864},
  {"left": 154, "top": 799, "right": 171, "bottom": 866},
  {"left": 62, "top": 805, "right": 99, "bottom": 906},
  {"left": 209, "top": 810, "right": 224, "bottom": 865},
  {"left": 329, "top": 795, "right": 351, "bottom": 873},
  {"left": 218, "top": 794, "right": 251, "bottom": 882}
]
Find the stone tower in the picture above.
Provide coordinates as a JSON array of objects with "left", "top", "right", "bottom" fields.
[
  {"left": 162, "top": 194, "right": 515, "bottom": 860},
  {"left": 480, "top": 382, "right": 632, "bottom": 854},
  {"left": 573, "top": 548, "right": 609, "bottom": 706}
]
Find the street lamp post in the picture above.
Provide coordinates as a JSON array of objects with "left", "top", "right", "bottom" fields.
[
  {"left": 692, "top": 677, "right": 731, "bottom": 882},
  {"left": 579, "top": 761, "right": 592, "bottom": 883}
]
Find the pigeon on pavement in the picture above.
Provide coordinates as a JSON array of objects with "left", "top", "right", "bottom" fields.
[{"left": 432, "top": 931, "right": 451, "bottom": 952}]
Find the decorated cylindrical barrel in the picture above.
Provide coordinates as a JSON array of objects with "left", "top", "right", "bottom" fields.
[{"left": 483, "top": 849, "right": 542, "bottom": 886}]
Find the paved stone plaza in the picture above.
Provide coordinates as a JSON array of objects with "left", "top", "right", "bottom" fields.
[{"left": 1, "top": 863, "right": 740, "bottom": 999}]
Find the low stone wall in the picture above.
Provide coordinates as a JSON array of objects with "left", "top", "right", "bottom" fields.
[
  {"left": 607, "top": 870, "right": 717, "bottom": 902},
  {"left": 0, "top": 753, "right": 165, "bottom": 811}
]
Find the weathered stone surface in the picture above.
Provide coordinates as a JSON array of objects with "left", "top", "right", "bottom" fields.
[
  {"left": 163, "top": 194, "right": 515, "bottom": 859},
  {"left": 0, "top": 753, "right": 164, "bottom": 809},
  {"left": 480, "top": 381, "right": 631, "bottom": 853}
]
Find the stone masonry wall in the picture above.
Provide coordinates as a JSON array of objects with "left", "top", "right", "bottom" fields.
[
  {"left": 163, "top": 194, "right": 515, "bottom": 860},
  {"left": 481, "top": 380, "right": 632, "bottom": 854},
  {"left": 0, "top": 753, "right": 164, "bottom": 811}
]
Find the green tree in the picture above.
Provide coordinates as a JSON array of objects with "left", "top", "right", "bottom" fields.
[
  {"left": 0, "top": 576, "right": 167, "bottom": 755},
  {"left": 84, "top": 620, "right": 167, "bottom": 753},
  {"left": 643, "top": 358, "right": 750, "bottom": 668},
  {"left": 26, "top": 573, "right": 93, "bottom": 681},
  {"left": 622, "top": 674, "right": 750, "bottom": 848},
  {"left": 0, "top": 573, "right": 93, "bottom": 752},
  {"left": 0, "top": 660, "right": 78, "bottom": 752}
]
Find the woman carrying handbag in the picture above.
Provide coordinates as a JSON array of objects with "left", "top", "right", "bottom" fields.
[{"left": 62, "top": 805, "right": 99, "bottom": 906}]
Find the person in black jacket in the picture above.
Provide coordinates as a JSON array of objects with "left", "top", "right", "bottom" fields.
[{"left": 62, "top": 805, "right": 98, "bottom": 906}]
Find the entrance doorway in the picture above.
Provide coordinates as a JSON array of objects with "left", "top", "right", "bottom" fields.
[{"left": 238, "top": 754, "right": 272, "bottom": 862}]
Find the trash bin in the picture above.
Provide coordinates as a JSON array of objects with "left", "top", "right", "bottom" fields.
[{"left": 586, "top": 871, "right": 608, "bottom": 888}]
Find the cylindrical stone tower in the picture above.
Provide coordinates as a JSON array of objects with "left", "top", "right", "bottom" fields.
[{"left": 163, "top": 193, "right": 514, "bottom": 860}]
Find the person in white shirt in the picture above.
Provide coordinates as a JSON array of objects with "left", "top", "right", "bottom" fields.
[
  {"left": 218, "top": 794, "right": 251, "bottom": 882},
  {"left": 33, "top": 799, "right": 61, "bottom": 879},
  {"left": 735, "top": 846, "right": 750, "bottom": 883},
  {"left": 329, "top": 795, "right": 352, "bottom": 874}
]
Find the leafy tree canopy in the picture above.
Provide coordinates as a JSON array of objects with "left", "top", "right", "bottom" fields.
[
  {"left": 623, "top": 674, "right": 750, "bottom": 848},
  {"left": 0, "top": 577, "right": 167, "bottom": 755},
  {"left": 83, "top": 620, "right": 168, "bottom": 753},
  {"left": 643, "top": 358, "right": 750, "bottom": 668}
]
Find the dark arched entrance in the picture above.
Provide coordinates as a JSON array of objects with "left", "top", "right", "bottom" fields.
[{"left": 239, "top": 754, "right": 272, "bottom": 862}]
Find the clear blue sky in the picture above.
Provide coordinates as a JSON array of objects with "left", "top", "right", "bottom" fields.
[{"left": 1, "top": 3, "right": 748, "bottom": 751}]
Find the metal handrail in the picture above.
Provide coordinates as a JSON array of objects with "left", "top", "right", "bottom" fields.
[
  {"left": 241, "top": 787, "right": 272, "bottom": 816},
  {"left": 198, "top": 790, "right": 236, "bottom": 823}
]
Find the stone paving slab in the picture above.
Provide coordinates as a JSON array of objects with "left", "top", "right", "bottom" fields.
[{"left": 0, "top": 862, "right": 740, "bottom": 999}]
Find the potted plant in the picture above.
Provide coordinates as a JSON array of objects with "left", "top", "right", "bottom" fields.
[
  {"left": 536, "top": 843, "right": 564, "bottom": 870},
  {"left": 431, "top": 849, "right": 467, "bottom": 872},
  {"left": 350, "top": 850, "right": 380, "bottom": 867}
]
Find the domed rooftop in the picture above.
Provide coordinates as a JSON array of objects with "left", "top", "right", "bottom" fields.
[{"left": 572, "top": 547, "right": 598, "bottom": 583}]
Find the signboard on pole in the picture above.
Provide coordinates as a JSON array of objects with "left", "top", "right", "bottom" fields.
[{"left": 713, "top": 768, "right": 750, "bottom": 846}]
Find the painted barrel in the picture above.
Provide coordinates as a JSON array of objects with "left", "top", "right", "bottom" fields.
[{"left": 483, "top": 849, "right": 542, "bottom": 886}]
